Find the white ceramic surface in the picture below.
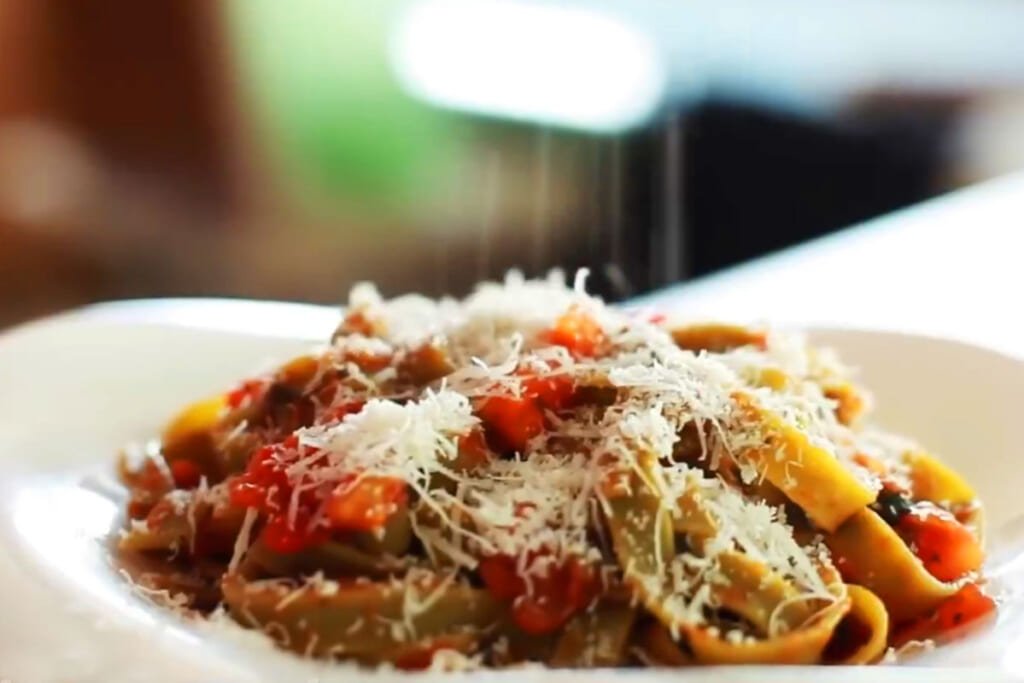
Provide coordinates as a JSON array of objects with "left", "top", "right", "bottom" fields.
[{"left": 2, "top": 301, "right": 1024, "bottom": 682}]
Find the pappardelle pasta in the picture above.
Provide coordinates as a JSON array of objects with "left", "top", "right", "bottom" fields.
[{"left": 116, "top": 272, "right": 995, "bottom": 670}]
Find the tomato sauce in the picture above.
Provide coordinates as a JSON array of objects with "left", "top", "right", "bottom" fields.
[{"left": 478, "top": 553, "right": 598, "bottom": 635}]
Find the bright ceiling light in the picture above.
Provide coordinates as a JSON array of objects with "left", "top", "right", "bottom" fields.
[{"left": 390, "top": 0, "right": 667, "bottom": 132}]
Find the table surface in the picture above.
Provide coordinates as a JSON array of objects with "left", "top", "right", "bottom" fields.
[{"left": 637, "top": 170, "right": 1024, "bottom": 357}]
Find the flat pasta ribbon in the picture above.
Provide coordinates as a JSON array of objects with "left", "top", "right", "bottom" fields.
[
  {"left": 732, "top": 391, "right": 876, "bottom": 532},
  {"left": 824, "top": 508, "right": 958, "bottom": 623},
  {"left": 605, "top": 452, "right": 853, "bottom": 665},
  {"left": 221, "top": 572, "right": 500, "bottom": 663}
]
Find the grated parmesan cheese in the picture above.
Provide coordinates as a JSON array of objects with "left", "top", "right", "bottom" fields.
[{"left": 130, "top": 270, "right": 926, "bottom": 661}]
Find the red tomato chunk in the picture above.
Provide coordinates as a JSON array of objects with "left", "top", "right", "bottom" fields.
[{"left": 897, "top": 506, "right": 984, "bottom": 582}]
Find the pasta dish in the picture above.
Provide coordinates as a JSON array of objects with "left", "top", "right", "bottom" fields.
[{"left": 116, "top": 272, "right": 995, "bottom": 669}]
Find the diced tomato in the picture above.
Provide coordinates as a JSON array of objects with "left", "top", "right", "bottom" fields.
[
  {"left": 545, "top": 307, "right": 605, "bottom": 358},
  {"left": 228, "top": 479, "right": 265, "bottom": 509},
  {"left": 477, "top": 396, "right": 545, "bottom": 453},
  {"left": 893, "top": 584, "right": 996, "bottom": 647},
  {"left": 512, "top": 557, "right": 599, "bottom": 634},
  {"left": 325, "top": 475, "right": 408, "bottom": 532},
  {"left": 512, "top": 596, "right": 575, "bottom": 635},
  {"left": 229, "top": 430, "right": 407, "bottom": 551},
  {"left": 399, "top": 343, "right": 453, "bottom": 384},
  {"left": 340, "top": 311, "right": 375, "bottom": 337},
  {"left": 322, "top": 400, "right": 366, "bottom": 423},
  {"left": 228, "top": 445, "right": 289, "bottom": 509},
  {"left": 344, "top": 351, "right": 392, "bottom": 373},
  {"left": 897, "top": 506, "right": 984, "bottom": 582},
  {"left": 522, "top": 374, "right": 575, "bottom": 411},
  {"left": 126, "top": 498, "right": 152, "bottom": 520},
  {"left": 478, "top": 555, "right": 527, "bottom": 601},
  {"left": 564, "top": 558, "right": 598, "bottom": 607},
  {"left": 480, "top": 553, "right": 598, "bottom": 635},
  {"left": 261, "top": 514, "right": 314, "bottom": 554},
  {"left": 228, "top": 438, "right": 330, "bottom": 553},
  {"left": 169, "top": 459, "right": 202, "bottom": 489},
  {"left": 474, "top": 365, "right": 574, "bottom": 454},
  {"left": 226, "top": 379, "right": 266, "bottom": 410},
  {"left": 455, "top": 429, "right": 492, "bottom": 469},
  {"left": 229, "top": 446, "right": 288, "bottom": 510},
  {"left": 933, "top": 584, "right": 996, "bottom": 632}
]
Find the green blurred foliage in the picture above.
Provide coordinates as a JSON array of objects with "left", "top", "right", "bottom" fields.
[{"left": 227, "top": 0, "right": 458, "bottom": 214}]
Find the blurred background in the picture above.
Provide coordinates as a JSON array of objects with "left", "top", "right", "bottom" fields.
[{"left": 3, "top": 0, "right": 1024, "bottom": 327}]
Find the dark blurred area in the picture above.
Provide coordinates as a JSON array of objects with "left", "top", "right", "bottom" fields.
[{"left": 3, "top": 0, "right": 1024, "bottom": 326}]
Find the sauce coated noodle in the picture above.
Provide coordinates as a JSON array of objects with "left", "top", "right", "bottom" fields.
[{"left": 116, "top": 274, "right": 994, "bottom": 669}]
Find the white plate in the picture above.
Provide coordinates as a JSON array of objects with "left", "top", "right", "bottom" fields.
[{"left": 2, "top": 300, "right": 1024, "bottom": 683}]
